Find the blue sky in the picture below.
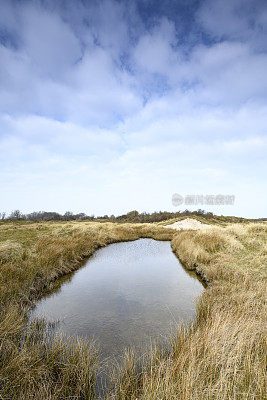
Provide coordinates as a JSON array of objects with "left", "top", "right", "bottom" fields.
[{"left": 0, "top": 0, "right": 266, "bottom": 218}]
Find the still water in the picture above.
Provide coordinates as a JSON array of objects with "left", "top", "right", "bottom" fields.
[{"left": 31, "top": 239, "right": 204, "bottom": 358}]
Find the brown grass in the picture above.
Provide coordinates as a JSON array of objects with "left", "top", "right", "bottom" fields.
[
  {"left": 0, "top": 220, "right": 266, "bottom": 399},
  {"left": 109, "top": 223, "right": 266, "bottom": 399},
  {"left": 0, "top": 221, "right": 174, "bottom": 399}
]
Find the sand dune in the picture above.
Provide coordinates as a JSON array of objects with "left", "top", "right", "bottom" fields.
[{"left": 164, "top": 218, "right": 212, "bottom": 230}]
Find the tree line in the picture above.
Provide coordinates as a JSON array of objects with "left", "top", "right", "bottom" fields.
[{"left": 0, "top": 209, "right": 262, "bottom": 223}]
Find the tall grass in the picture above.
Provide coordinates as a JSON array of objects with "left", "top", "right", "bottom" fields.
[
  {"left": 0, "top": 221, "right": 174, "bottom": 399},
  {"left": 0, "top": 220, "right": 266, "bottom": 399},
  {"left": 109, "top": 223, "right": 267, "bottom": 399}
]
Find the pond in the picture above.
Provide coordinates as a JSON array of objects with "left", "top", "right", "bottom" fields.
[{"left": 31, "top": 239, "right": 204, "bottom": 359}]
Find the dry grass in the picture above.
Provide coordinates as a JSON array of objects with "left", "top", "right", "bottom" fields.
[
  {"left": 109, "top": 223, "right": 266, "bottom": 400},
  {"left": 0, "top": 221, "right": 174, "bottom": 399},
  {"left": 0, "top": 220, "right": 266, "bottom": 399}
]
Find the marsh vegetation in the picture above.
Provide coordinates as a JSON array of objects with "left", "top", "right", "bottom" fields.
[{"left": 0, "top": 219, "right": 266, "bottom": 399}]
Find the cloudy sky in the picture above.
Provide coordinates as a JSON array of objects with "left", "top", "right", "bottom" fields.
[{"left": 0, "top": 0, "right": 266, "bottom": 218}]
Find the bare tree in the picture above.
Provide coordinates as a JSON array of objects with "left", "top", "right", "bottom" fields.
[
  {"left": 9, "top": 210, "right": 22, "bottom": 220},
  {"left": 64, "top": 211, "right": 74, "bottom": 221}
]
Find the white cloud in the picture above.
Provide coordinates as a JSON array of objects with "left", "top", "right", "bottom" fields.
[
  {"left": 0, "top": 0, "right": 266, "bottom": 217},
  {"left": 197, "top": 0, "right": 266, "bottom": 43},
  {"left": 132, "top": 18, "right": 178, "bottom": 75}
]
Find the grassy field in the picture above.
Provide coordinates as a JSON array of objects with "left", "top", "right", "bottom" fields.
[{"left": 0, "top": 219, "right": 266, "bottom": 399}]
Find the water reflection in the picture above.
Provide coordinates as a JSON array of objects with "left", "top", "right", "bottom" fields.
[{"left": 31, "top": 239, "right": 204, "bottom": 358}]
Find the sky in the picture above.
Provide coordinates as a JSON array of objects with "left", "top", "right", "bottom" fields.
[{"left": 0, "top": 0, "right": 266, "bottom": 218}]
